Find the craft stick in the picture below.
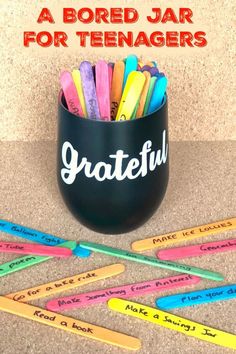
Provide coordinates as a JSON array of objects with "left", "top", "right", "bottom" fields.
[
  {"left": 108, "top": 298, "right": 236, "bottom": 350},
  {"left": 141, "top": 65, "right": 152, "bottom": 73},
  {"left": 149, "top": 67, "right": 159, "bottom": 77},
  {"left": 136, "top": 71, "right": 151, "bottom": 118},
  {"left": 131, "top": 101, "right": 139, "bottom": 120},
  {"left": 0, "top": 219, "right": 91, "bottom": 258},
  {"left": 152, "top": 61, "right": 158, "bottom": 67},
  {"left": 60, "top": 71, "right": 84, "bottom": 117},
  {"left": 110, "top": 61, "right": 125, "bottom": 120},
  {"left": 79, "top": 61, "right": 100, "bottom": 120},
  {"left": 95, "top": 60, "right": 111, "bottom": 121},
  {"left": 0, "top": 241, "right": 76, "bottom": 278},
  {"left": 148, "top": 76, "right": 168, "bottom": 114},
  {"left": 46, "top": 274, "right": 200, "bottom": 312},
  {"left": 116, "top": 72, "right": 145, "bottom": 121},
  {"left": 123, "top": 54, "right": 138, "bottom": 89},
  {"left": 0, "top": 242, "right": 72, "bottom": 257},
  {"left": 72, "top": 69, "right": 87, "bottom": 117},
  {"left": 0, "top": 297, "right": 141, "bottom": 351},
  {"left": 131, "top": 217, "right": 236, "bottom": 252},
  {"left": 6, "top": 264, "right": 125, "bottom": 302},
  {"left": 108, "top": 63, "right": 114, "bottom": 92},
  {"left": 157, "top": 238, "right": 236, "bottom": 260},
  {"left": 143, "top": 76, "right": 157, "bottom": 115},
  {"left": 156, "top": 284, "right": 236, "bottom": 310},
  {"left": 138, "top": 61, "right": 144, "bottom": 68},
  {"left": 79, "top": 241, "right": 224, "bottom": 281}
]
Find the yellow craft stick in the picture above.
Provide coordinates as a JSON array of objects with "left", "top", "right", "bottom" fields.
[
  {"left": 0, "top": 296, "right": 141, "bottom": 350},
  {"left": 108, "top": 298, "right": 236, "bottom": 350},
  {"left": 6, "top": 264, "right": 125, "bottom": 302},
  {"left": 131, "top": 217, "right": 236, "bottom": 252},
  {"left": 138, "top": 61, "right": 144, "bottom": 68},
  {"left": 136, "top": 71, "right": 151, "bottom": 118},
  {"left": 110, "top": 61, "right": 125, "bottom": 120},
  {"left": 72, "top": 69, "right": 87, "bottom": 117},
  {"left": 116, "top": 72, "right": 146, "bottom": 121}
]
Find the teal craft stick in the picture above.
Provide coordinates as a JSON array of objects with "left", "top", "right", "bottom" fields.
[
  {"left": 148, "top": 76, "right": 168, "bottom": 114},
  {"left": 0, "top": 219, "right": 91, "bottom": 258},
  {"left": 0, "top": 241, "right": 76, "bottom": 278},
  {"left": 123, "top": 54, "right": 138, "bottom": 89},
  {"left": 156, "top": 284, "right": 236, "bottom": 310},
  {"left": 143, "top": 76, "right": 157, "bottom": 116},
  {"left": 79, "top": 242, "right": 224, "bottom": 282}
]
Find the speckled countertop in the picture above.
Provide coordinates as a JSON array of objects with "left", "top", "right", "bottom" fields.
[{"left": 0, "top": 141, "right": 235, "bottom": 354}]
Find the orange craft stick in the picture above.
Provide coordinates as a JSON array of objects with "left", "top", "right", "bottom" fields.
[{"left": 110, "top": 61, "right": 125, "bottom": 120}]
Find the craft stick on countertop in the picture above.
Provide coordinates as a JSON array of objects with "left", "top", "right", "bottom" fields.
[
  {"left": 156, "top": 284, "right": 236, "bottom": 310},
  {"left": 108, "top": 298, "right": 236, "bottom": 350},
  {"left": 0, "top": 297, "right": 141, "bottom": 351},
  {"left": 131, "top": 217, "right": 236, "bottom": 252},
  {"left": 46, "top": 273, "right": 200, "bottom": 312},
  {"left": 6, "top": 264, "right": 125, "bottom": 302},
  {"left": 79, "top": 241, "right": 224, "bottom": 281},
  {"left": 157, "top": 238, "right": 236, "bottom": 260},
  {"left": 0, "top": 219, "right": 91, "bottom": 257},
  {"left": 0, "top": 242, "right": 72, "bottom": 257}
]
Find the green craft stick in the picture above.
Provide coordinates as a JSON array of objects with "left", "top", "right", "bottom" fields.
[
  {"left": 143, "top": 76, "right": 157, "bottom": 116},
  {"left": 0, "top": 241, "right": 76, "bottom": 278},
  {"left": 79, "top": 242, "right": 224, "bottom": 282}
]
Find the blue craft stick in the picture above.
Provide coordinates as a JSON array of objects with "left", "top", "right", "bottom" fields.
[
  {"left": 148, "top": 76, "right": 168, "bottom": 114},
  {"left": 152, "top": 61, "right": 158, "bottom": 67},
  {"left": 123, "top": 55, "right": 138, "bottom": 89},
  {"left": 156, "top": 284, "right": 236, "bottom": 310},
  {"left": 0, "top": 219, "right": 91, "bottom": 258}
]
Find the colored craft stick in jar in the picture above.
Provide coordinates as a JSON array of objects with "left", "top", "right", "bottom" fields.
[
  {"left": 0, "top": 297, "right": 141, "bottom": 351},
  {"left": 143, "top": 76, "right": 157, "bottom": 116},
  {"left": 0, "top": 219, "right": 91, "bottom": 257},
  {"left": 123, "top": 54, "right": 138, "bottom": 89},
  {"left": 108, "top": 298, "right": 236, "bottom": 350},
  {"left": 72, "top": 69, "right": 87, "bottom": 117},
  {"left": 110, "top": 61, "right": 125, "bottom": 120},
  {"left": 156, "top": 284, "right": 236, "bottom": 310},
  {"left": 138, "top": 62, "right": 144, "bottom": 69},
  {"left": 46, "top": 273, "right": 200, "bottom": 312},
  {"left": 0, "top": 241, "right": 76, "bottom": 278},
  {"left": 152, "top": 61, "right": 158, "bottom": 67},
  {"left": 0, "top": 242, "right": 72, "bottom": 257},
  {"left": 141, "top": 65, "right": 152, "bottom": 73},
  {"left": 79, "top": 61, "right": 100, "bottom": 120},
  {"left": 60, "top": 71, "right": 84, "bottom": 117},
  {"left": 131, "top": 217, "right": 236, "bottom": 252},
  {"left": 136, "top": 71, "right": 151, "bottom": 118},
  {"left": 149, "top": 67, "right": 159, "bottom": 77},
  {"left": 116, "top": 72, "right": 146, "bottom": 121},
  {"left": 78, "top": 241, "right": 224, "bottom": 281},
  {"left": 157, "top": 238, "right": 236, "bottom": 260},
  {"left": 6, "top": 264, "right": 125, "bottom": 302},
  {"left": 108, "top": 63, "right": 114, "bottom": 91},
  {"left": 148, "top": 76, "right": 167, "bottom": 114},
  {"left": 95, "top": 60, "right": 111, "bottom": 121}
]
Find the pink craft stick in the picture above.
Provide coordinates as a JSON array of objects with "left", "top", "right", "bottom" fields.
[
  {"left": 108, "top": 63, "right": 114, "bottom": 92},
  {"left": 0, "top": 242, "right": 72, "bottom": 258},
  {"left": 157, "top": 238, "right": 236, "bottom": 261},
  {"left": 60, "top": 71, "right": 84, "bottom": 117},
  {"left": 95, "top": 60, "right": 111, "bottom": 121},
  {"left": 46, "top": 273, "right": 200, "bottom": 311}
]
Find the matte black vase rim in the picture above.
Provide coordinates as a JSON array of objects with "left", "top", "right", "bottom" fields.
[{"left": 59, "top": 90, "right": 167, "bottom": 125}]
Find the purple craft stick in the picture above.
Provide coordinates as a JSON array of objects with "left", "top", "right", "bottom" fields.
[
  {"left": 79, "top": 61, "right": 100, "bottom": 120},
  {"left": 149, "top": 67, "right": 159, "bottom": 77}
]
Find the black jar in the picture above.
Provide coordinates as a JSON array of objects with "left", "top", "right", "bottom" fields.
[{"left": 57, "top": 91, "right": 169, "bottom": 234}]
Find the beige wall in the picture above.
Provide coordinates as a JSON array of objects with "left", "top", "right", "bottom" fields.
[{"left": 0, "top": 0, "right": 235, "bottom": 141}]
